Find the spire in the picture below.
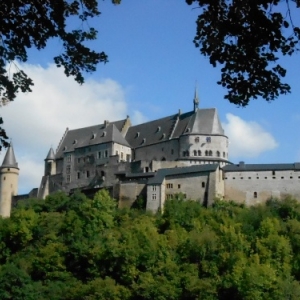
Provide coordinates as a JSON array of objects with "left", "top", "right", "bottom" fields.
[
  {"left": 45, "top": 147, "right": 55, "bottom": 160},
  {"left": 193, "top": 85, "right": 199, "bottom": 112},
  {"left": 1, "top": 143, "right": 18, "bottom": 168}
]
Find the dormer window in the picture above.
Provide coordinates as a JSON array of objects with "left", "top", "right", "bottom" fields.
[
  {"left": 195, "top": 137, "right": 199, "bottom": 143},
  {"left": 73, "top": 140, "right": 77, "bottom": 145},
  {"left": 141, "top": 138, "right": 146, "bottom": 145},
  {"left": 63, "top": 146, "right": 67, "bottom": 151},
  {"left": 161, "top": 133, "right": 166, "bottom": 140},
  {"left": 185, "top": 128, "right": 190, "bottom": 133},
  {"left": 91, "top": 133, "right": 96, "bottom": 140},
  {"left": 102, "top": 131, "right": 106, "bottom": 137},
  {"left": 157, "top": 126, "right": 161, "bottom": 132},
  {"left": 135, "top": 132, "right": 140, "bottom": 138}
]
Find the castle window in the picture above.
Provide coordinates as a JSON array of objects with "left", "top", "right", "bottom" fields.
[
  {"left": 126, "top": 154, "right": 131, "bottom": 161},
  {"left": 66, "top": 175, "right": 71, "bottom": 183},
  {"left": 101, "top": 171, "right": 105, "bottom": 177},
  {"left": 202, "top": 182, "right": 205, "bottom": 188},
  {"left": 209, "top": 150, "right": 213, "bottom": 156},
  {"left": 157, "top": 126, "right": 161, "bottom": 132},
  {"left": 86, "top": 170, "right": 90, "bottom": 178},
  {"left": 73, "top": 139, "right": 77, "bottom": 144},
  {"left": 77, "top": 172, "right": 80, "bottom": 179},
  {"left": 206, "top": 137, "right": 211, "bottom": 143},
  {"left": 194, "top": 150, "right": 197, "bottom": 156},
  {"left": 116, "top": 150, "right": 118, "bottom": 155},
  {"left": 272, "top": 170, "right": 276, "bottom": 176},
  {"left": 66, "top": 165, "right": 71, "bottom": 174},
  {"left": 216, "top": 151, "right": 220, "bottom": 157},
  {"left": 77, "top": 158, "right": 80, "bottom": 163},
  {"left": 178, "top": 184, "right": 181, "bottom": 189},
  {"left": 171, "top": 149, "right": 174, "bottom": 155},
  {"left": 152, "top": 194, "right": 157, "bottom": 200},
  {"left": 120, "top": 152, "right": 124, "bottom": 160},
  {"left": 66, "top": 154, "right": 71, "bottom": 162},
  {"left": 254, "top": 192, "right": 257, "bottom": 198},
  {"left": 223, "top": 152, "right": 226, "bottom": 158},
  {"left": 102, "top": 131, "right": 106, "bottom": 137},
  {"left": 91, "top": 133, "right": 96, "bottom": 140},
  {"left": 161, "top": 133, "right": 166, "bottom": 140},
  {"left": 195, "top": 137, "right": 199, "bottom": 143},
  {"left": 205, "top": 150, "right": 208, "bottom": 156},
  {"left": 98, "top": 151, "right": 102, "bottom": 159},
  {"left": 105, "top": 150, "right": 108, "bottom": 157},
  {"left": 290, "top": 176, "right": 293, "bottom": 179},
  {"left": 152, "top": 186, "right": 157, "bottom": 191},
  {"left": 186, "top": 151, "right": 190, "bottom": 157},
  {"left": 198, "top": 150, "right": 201, "bottom": 156},
  {"left": 141, "top": 138, "right": 146, "bottom": 145}
]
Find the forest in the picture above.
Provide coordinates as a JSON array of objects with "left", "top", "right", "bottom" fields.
[{"left": 1, "top": 190, "right": 300, "bottom": 299}]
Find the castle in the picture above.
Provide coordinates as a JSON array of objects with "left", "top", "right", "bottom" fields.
[{"left": 1, "top": 91, "right": 300, "bottom": 217}]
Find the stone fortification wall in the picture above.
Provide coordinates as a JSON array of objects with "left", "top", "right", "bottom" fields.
[
  {"left": 224, "top": 169, "right": 300, "bottom": 204},
  {"left": 134, "top": 139, "right": 179, "bottom": 162}
]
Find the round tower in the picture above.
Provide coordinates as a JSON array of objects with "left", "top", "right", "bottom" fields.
[
  {"left": 0, "top": 143, "right": 19, "bottom": 218},
  {"left": 44, "top": 147, "right": 56, "bottom": 175}
]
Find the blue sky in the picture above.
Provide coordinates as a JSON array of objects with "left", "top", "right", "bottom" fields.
[{"left": 1, "top": 1, "right": 300, "bottom": 194}]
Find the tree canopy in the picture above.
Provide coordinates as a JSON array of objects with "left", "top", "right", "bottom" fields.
[
  {"left": 187, "top": 0, "right": 300, "bottom": 106},
  {"left": 2, "top": 191, "right": 300, "bottom": 299}
]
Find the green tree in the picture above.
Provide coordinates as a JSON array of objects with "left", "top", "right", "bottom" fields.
[{"left": 186, "top": 0, "right": 300, "bottom": 106}]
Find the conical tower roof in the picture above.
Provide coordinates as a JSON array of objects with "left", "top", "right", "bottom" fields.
[
  {"left": 1, "top": 143, "right": 18, "bottom": 168},
  {"left": 45, "top": 147, "right": 55, "bottom": 160}
]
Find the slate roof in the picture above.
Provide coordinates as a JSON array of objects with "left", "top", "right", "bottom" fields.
[
  {"left": 223, "top": 162, "right": 300, "bottom": 172},
  {"left": 56, "top": 119, "right": 129, "bottom": 158},
  {"left": 148, "top": 164, "right": 219, "bottom": 185},
  {"left": 1, "top": 143, "right": 18, "bottom": 169},
  {"left": 45, "top": 148, "right": 55, "bottom": 160},
  {"left": 126, "top": 108, "right": 225, "bottom": 148}
]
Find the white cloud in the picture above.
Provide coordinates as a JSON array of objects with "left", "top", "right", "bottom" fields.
[
  {"left": 0, "top": 63, "right": 146, "bottom": 194},
  {"left": 223, "top": 113, "right": 278, "bottom": 159}
]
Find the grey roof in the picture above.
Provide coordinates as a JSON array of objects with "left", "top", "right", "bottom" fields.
[
  {"left": 126, "top": 108, "right": 225, "bottom": 148},
  {"left": 56, "top": 119, "right": 129, "bottom": 158},
  {"left": 148, "top": 164, "right": 219, "bottom": 185},
  {"left": 1, "top": 143, "right": 18, "bottom": 169},
  {"left": 45, "top": 148, "right": 55, "bottom": 160},
  {"left": 223, "top": 162, "right": 300, "bottom": 172}
]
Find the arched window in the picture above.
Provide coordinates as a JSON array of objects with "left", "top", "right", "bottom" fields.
[
  {"left": 254, "top": 192, "right": 257, "bottom": 198},
  {"left": 209, "top": 150, "right": 213, "bottom": 156},
  {"left": 161, "top": 157, "right": 166, "bottom": 161},
  {"left": 193, "top": 150, "right": 197, "bottom": 156},
  {"left": 216, "top": 151, "right": 220, "bottom": 157},
  {"left": 182, "top": 151, "right": 186, "bottom": 157},
  {"left": 198, "top": 150, "right": 201, "bottom": 156},
  {"left": 223, "top": 152, "right": 226, "bottom": 158},
  {"left": 186, "top": 151, "right": 190, "bottom": 157},
  {"left": 205, "top": 150, "right": 208, "bottom": 156}
]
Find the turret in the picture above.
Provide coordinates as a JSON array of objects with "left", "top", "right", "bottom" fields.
[
  {"left": 44, "top": 147, "right": 56, "bottom": 176},
  {"left": 0, "top": 143, "right": 19, "bottom": 217}
]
